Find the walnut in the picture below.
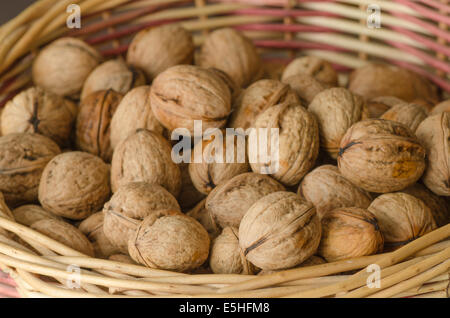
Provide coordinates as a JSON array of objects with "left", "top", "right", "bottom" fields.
[
  {"left": 209, "top": 227, "right": 256, "bottom": 275},
  {"left": 78, "top": 211, "right": 120, "bottom": 258},
  {"left": 1, "top": 87, "right": 77, "bottom": 147},
  {"left": 249, "top": 102, "right": 319, "bottom": 186},
  {"left": 150, "top": 65, "right": 231, "bottom": 135},
  {"left": 206, "top": 172, "right": 285, "bottom": 228},
  {"left": 31, "top": 218, "right": 95, "bottom": 256},
  {"left": 110, "top": 86, "right": 164, "bottom": 150},
  {"left": 127, "top": 24, "right": 194, "bottom": 80},
  {"left": 415, "top": 113, "right": 450, "bottom": 196},
  {"left": 338, "top": 119, "right": 426, "bottom": 193},
  {"left": 368, "top": 193, "right": 437, "bottom": 250},
  {"left": 308, "top": 88, "right": 368, "bottom": 158},
  {"left": 76, "top": 90, "right": 123, "bottom": 162},
  {"left": 103, "top": 182, "right": 180, "bottom": 253},
  {"left": 228, "top": 79, "right": 300, "bottom": 130},
  {"left": 348, "top": 63, "right": 439, "bottom": 103},
  {"left": 38, "top": 151, "right": 110, "bottom": 220},
  {"left": 366, "top": 96, "right": 406, "bottom": 118},
  {"left": 430, "top": 99, "right": 450, "bottom": 115},
  {"left": 81, "top": 58, "right": 146, "bottom": 100},
  {"left": 282, "top": 73, "right": 327, "bottom": 105},
  {"left": 298, "top": 165, "right": 372, "bottom": 219},
  {"left": 207, "top": 68, "right": 240, "bottom": 102},
  {"left": 380, "top": 103, "right": 428, "bottom": 132},
  {"left": 12, "top": 204, "right": 63, "bottom": 226},
  {"left": 128, "top": 212, "right": 210, "bottom": 272},
  {"left": 0, "top": 133, "right": 61, "bottom": 206},
  {"left": 239, "top": 191, "right": 321, "bottom": 271},
  {"left": 318, "top": 207, "right": 383, "bottom": 262},
  {"left": 402, "top": 183, "right": 449, "bottom": 227},
  {"left": 186, "top": 199, "right": 220, "bottom": 240},
  {"left": 196, "top": 28, "right": 262, "bottom": 87},
  {"left": 178, "top": 163, "right": 206, "bottom": 211},
  {"left": 189, "top": 135, "right": 250, "bottom": 194},
  {"left": 32, "top": 37, "right": 102, "bottom": 98},
  {"left": 110, "top": 129, "right": 181, "bottom": 196},
  {"left": 281, "top": 56, "right": 338, "bottom": 86}
]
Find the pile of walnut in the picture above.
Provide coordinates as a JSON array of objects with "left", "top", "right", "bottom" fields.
[{"left": 0, "top": 25, "right": 449, "bottom": 275}]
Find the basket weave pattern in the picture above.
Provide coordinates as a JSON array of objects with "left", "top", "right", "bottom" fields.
[{"left": 0, "top": 0, "right": 449, "bottom": 298}]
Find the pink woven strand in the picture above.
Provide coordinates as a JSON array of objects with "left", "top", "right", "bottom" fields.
[
  {"left": 235, "top": 23, "right": 335, "bottom": 32},
  {"left": 419, "top": 0, "right": 450, "bottom": 13},
  {"left": 0, "top": 283, "right": 20, "bottom": 298},
  {"left": 389, "top": 11, "right": 450, "bottom": 41},
  {"left": 393, "top": 0, "right": 450, "bottom": 24},
  {"left": 0, "top": 275, "right": 17, "bottom": 287},
  {"left": 231, "top": 8, "right": 338, "bottom": 18},
  {"left": 254, "top": 39, "right": 348, "bottom": 52}
]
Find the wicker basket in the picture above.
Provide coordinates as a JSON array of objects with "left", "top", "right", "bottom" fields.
[{"left": 0, "top": 0, "right": 449, "bottom": 298}]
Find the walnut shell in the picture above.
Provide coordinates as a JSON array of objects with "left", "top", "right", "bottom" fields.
[
  {"left": 38, "top": 151, "right": 110, "bottom": 220},
  {"left": 0, "top": 133, "right": 61, "bottom": 206},
  {"left": 402, "top": 183, "right": 450, "bottom": 227},
  {"left": 197, "top": 28, "right": 262, "bottom": 88},
  {"left": 150, "top": 65, "right": 231, "bottom": 135},
  {"left": 110, "top": 86, "right": 164, "bottom": 150},
  {"left": 12, "top": 204, "right": 63, "bottom": 226},
  {"left": 318, "top": 207, "right": 383, "bottom": 262},
  {"left": 111, "top": 129, "right": 181, "bottom": 196},
  {"left": 206, "top": 172, "right": 285, "bottom": 228},
  {"left": 127, "top": 24, "right": 194, "bottom": 80},
  {"left": 189, "top": 135, "right": 250, "bottom": 194},
  {"left": 228, "top": 79, "right": 300, "bottom": 130},
  {"left": 380, "top": 103, "right": 428, "bottom": 132},
  {"left": 249, "top": 103, "right": 320, "bottom": 186},
  {"left": 32, "top": 37, "right": 102, "bottom": 97},
  {"left": 239, "top": 191, "right": 321, "bottom": 271},
  {"left": 298, "top": 165, "right": 372, "bottom": 219},
  {"left": 338, "top": 119, "right": 426, "bottom": 193},
  {"left": 368, "top": 193, "right": 437, "bottom": 250},
  {"left": 186, "top": 198, "right": 220, "bottom": 240},
  {"left": 430, "top": 99, "right": 450, "bottom": 115},
  {"left": 281, "top": 56, "right": 338, "bottom": 86},
  {"left": 103, "top": 182, "right": 181, "bottom": 253},
  {"left": 282, "top": 73, "right": 327, "bottom": 105},
  {"left": 178, "top": 163, "right": 206, "bottom": 211},
  {"left": 415, "top": 113, "right": 450, "bottom": 196},
  {"left": 308, "top": 88, "right": 368, "bottom": 158},
  {"left": 76, "top": 90, "right": 123, "bottom": 162},
  {"left": 348, "top": 63, "right": 439, "bottom": 103},
  {"left": 81, "top": 58, "right": 146, "bottom": 100},
  {"left": 366, "top": 96, "right": 406, "bottom": 118},
  {"left": 210, "top": 227, "right": 256, "bottom": 275},
  {"left": 1, "top": 87, "right": 77, "bottom": 147},
  {"left": 78, "top": 211, "right": 120, "bottom": 258},
  {"left": 31, "top": 218, "right": 94, "bottom": 256},
  {"left": 128, "top": 212, "right": 210, "bottom": 272}
]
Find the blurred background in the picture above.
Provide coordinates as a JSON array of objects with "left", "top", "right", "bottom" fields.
[{"left": 0, "top": 0, "right": 35, "bottom": 25}]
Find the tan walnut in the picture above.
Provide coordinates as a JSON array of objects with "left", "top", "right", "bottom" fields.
[
  {"left": 430, "top": 99, "right": 450, "bottom": 115},
  {"left": 298, "top": 165, "right": 372, "bottom": 219},
  {"left": 239, "top": 191, "right": 321, "bottom": 271},
  {"left": 38, "top": 151, "right": 110, "bottom": 220},
  {"left": 368, "top": 193, "right": 437, "bottom": 250},
  {"left": 150, "top": 65, "right": 231, "bottom": 135},
  {"left": 32, "top": 37, "right": 102, "bottom": 98},
  {"left": 205, "top": 172, "right": 285, "bottom": 228},
  {"left": 76, "top": 90, "right": 123, "bottom": 162},
  {"left": 282, "top": 73, "right": 327, "bottom": 105},
  {"left": 366, "top": 96, "right": 406, "bottom": 118},
  {"left": 338, "top": 119, "right": 426, "bottom": 193},
  {"left": 380, "top": 102, "right": 428, "bottom": 132},
  {"left": 308, "top": 87, "right": 368, "bottom": 158},
  {"left": 127, "top": 24, "right": 194, "bottom": 80},
  {"left": 318, "top": 207, "right": 383, "bottom": 262},
  {"left": 111, "top": 129, "right": 181, "bottom": 196},
  {"left": 0, "top": 133, "right": 61, "bottom": 207},
  {"left": 1, "top": 87, "right": 77, "bottom": 147},
  {"left": 281, "top": 56, "right": 338, "bottom": 87},
  {"left": 415, "top": 112, "right": 450, "bottom": 196},
  {"left": 249, "top": 102, "right": 320, "bottom": 186},
  {"left": 128, "top": 212, "right": 210, "bottom": 272},
  {"left": 187, "top": 199, "right": 220, "bottom": 240},
  {"left": 103, "top": 182, "right": 181, "bottom": 253},
  {"left": 12, "top": 204, "right": 63, "bottom": 226},
  {"left": 196, "top": 28, "right": 262, "bottom": 88},
  {"left": 81, "top": 58, "right": 146, "bottom": 100}
]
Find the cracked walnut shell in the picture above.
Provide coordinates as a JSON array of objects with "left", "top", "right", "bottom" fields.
[
  {"left": 0, "top": 133, "right": 61, "bottom": 207},
  {"left": 239, "top": 191, "right": 321, "bottom": 271},
  {"left": 281, "top": 56, "right": 338, "bottom": 87},
  {"left": 38, "top": 151, "right": 110, "bottom": 220},
  {"left": 338, "top": 119, "right": 426, "bottom": 193}
]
